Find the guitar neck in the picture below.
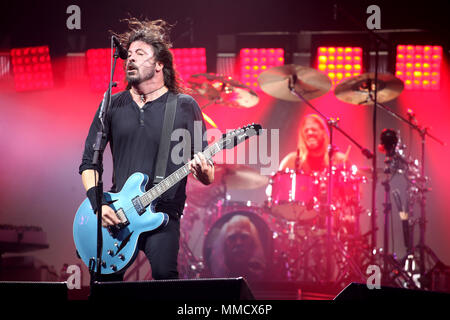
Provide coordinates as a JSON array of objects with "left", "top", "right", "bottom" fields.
[{"left": 139, "top": 141, "right": 222, "bottom": 208}]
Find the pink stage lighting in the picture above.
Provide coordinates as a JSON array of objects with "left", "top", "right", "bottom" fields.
[
  {"left": 86, "top": 48, "right": 125, "bottom": 92},
  {"left": 396, "top": 45, "right": 442, "bottom": 90},
  {"left": 316, "top": 46, "right": 363, "bottom": 88},
  {"left": 171, "top": 48, "right": 207, "bottom": 82},
  {"left": 239, "top": 48, "right": 285, "bottom": 90},
  {"left": 10, "top": 46, "right": 54, "bottom": 92}
]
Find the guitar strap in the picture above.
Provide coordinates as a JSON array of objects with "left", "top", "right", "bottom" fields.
[{"left": 153, "top": 92, "right": 178, "bottom": 185}]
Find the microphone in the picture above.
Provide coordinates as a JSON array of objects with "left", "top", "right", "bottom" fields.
[{"left": 112, "top": 36, "right": 128, "bottom": 60}]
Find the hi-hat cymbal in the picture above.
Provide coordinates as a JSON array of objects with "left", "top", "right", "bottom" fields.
[
  {"left": 334, "top": 73, "right": 404, "bottom": 105},
  {"left": 257, "top": 64, "right": 332, "bottom": 101},
  {"left": 188, "top": 73, "right": 259, "bottom": 108},
  {"left": 214, "top": 164, "right": 269, "bottom": 190}
]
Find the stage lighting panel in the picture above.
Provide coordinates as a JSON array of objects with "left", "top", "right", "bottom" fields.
[
  {"left": 396, "top": 45, "right": 442, "bottom": 90},
  {"left": 10, "top": 46, "right": 54, "bottom": 92},
  {"left": 316, "top": 46, "right": 363, "bottom": 88},
  {"left": 171, "top": 48, "right": 207, "bottom": 82},
  {"left": 239, "top": 48, "right": 285, "bottom": 90},
  {"left": 86, "top": 48, "right": 125, "bottom": 92}
]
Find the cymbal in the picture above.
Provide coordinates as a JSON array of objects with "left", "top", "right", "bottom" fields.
[
  {"left": 214, "top": 164, "right": 269, "bottom": 190},
  {"left": 188, "top": 73, "right": 259, "bottom": 108},
  {"left": 187, "top": 74, "right": 222, "bottom": 101},
  {"left": 257, "top": 64, "right": 332, "bottom": 101},
  {"left": 334, "top": 73, "right": 404, "bottom": 105}
]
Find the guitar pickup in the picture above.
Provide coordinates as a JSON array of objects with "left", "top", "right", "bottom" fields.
[{"left": 132, "top": 196, "right": 146, "bottom": 215}]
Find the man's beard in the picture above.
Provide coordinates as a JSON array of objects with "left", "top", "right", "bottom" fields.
[
  {"left": 306, "top": 138, "right": 321, "bottom": 150},
  {"left": 126, "top": 64, "right": 156, "bottom": 86}
]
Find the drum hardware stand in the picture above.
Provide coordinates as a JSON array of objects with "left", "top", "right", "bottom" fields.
[
  {"left": 370, "top": 100, "right": 445, "bottom": 289},
  {"left": 377, "top": 138, "right": 419, "bottom": 289},
  {"left": 284, "top": 221, "right": 301, "bottom": 280},
  {"left": 178, "top": 212, "right": 206, "bottom": 279},
  {"left": 178, "top": 234, "right": 205, "bottom": 279},
  {"left": 287, "top": 77, "right": 372, "bottom": 285}
]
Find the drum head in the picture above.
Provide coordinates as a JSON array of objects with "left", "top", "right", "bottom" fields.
[
  {"left": 203, "top": 211, "right": 273, "bottom": 281},
  {"left": 268, "top": 170, "right": 319, "bottom": 221}
]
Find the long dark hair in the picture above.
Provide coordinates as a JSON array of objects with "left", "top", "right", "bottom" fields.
[{"left": 113, "top": 18, "right": 184, "bottom": 93}]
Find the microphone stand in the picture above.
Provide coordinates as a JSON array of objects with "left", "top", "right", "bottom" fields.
[
  {"left": 89, "top": 36, "right": 121, "bottom": 286},
  {"left": 288, "top": 77, "right": 371, "bottom": 284}
]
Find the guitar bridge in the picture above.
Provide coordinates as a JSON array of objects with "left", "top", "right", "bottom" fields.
[{"left": 132, "top": 196, "right": 146, "bottom": 215}]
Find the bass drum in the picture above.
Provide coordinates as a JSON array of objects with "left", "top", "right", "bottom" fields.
[{"left": 202, "top": 209, "right": 274, "bottom": 282}]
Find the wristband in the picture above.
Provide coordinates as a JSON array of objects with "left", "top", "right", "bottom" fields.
[{"left": 86, "top": 186, "right": 108, "bottom": 212}]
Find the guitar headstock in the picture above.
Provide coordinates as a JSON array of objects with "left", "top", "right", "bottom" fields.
[{"left": 222, "top": 123, "right": 262, "bottom": 149}]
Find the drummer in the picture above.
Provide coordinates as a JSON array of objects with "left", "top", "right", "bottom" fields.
[{"left": 279, "top": 114, "right": 350, "bottom": 173}]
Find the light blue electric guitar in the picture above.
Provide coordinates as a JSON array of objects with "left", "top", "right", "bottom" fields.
[{"left": 73, "top": 123, "right": 262, "bottom": 275}]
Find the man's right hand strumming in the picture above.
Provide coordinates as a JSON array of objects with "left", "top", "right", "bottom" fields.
[{"left": 99, "top": 205, "right": 121, "bottom": 227}]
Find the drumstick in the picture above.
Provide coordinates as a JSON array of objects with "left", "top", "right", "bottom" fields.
[{"left": 344, "top": 145, "right": 351, "bottom": 163}]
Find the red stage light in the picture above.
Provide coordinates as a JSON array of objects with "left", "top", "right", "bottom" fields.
[
  {"left": 239, "top": 48, "right": 284, "bottom": 90},
  {"left": 395, "top": 44, "right": 442, "bottom": 90},
  {"left": 171, "top": 48, "right": 207, "bottom": 82},
  {"left": 85, "top": 47, "right": 206, "bottom": 92},
  {"left": 10, "top": 45, "right": 53, "bottom": 92},
  {"left": 86, "top": 48, "right": 125, "bottom": 92},
  {"left": 316, "top": 46, "right": 363, "bottom": 88}
]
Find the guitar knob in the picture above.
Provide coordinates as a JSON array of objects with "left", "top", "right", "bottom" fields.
[
  {"left": 118, "top": 254, "right": 125, "bottom": 261},
  {"left": 107, "top": 250, "right": 114, "bottom": 256},
  {"left": 111, "top": 265, "right": 117, "bottom": 271},
  {"left": 101, "top": 261, "right": 106, "bottom": 268}
]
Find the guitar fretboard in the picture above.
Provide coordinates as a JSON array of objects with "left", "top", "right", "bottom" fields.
[{"left": 139, "top": 140, "right": 224, "bottom": 208}]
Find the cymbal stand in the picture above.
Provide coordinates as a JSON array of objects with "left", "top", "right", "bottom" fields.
[
  {"left": 370, "top": 99, "right": 445, "bottom": 289},
  {"left": 379, "top": 149, "right": 419, "bottom": 289},
  {"left": 334, "top": 3, "right": 396, "bottom": 265},
  {"left": 288, "top": 78, "right": 371, "bottom": 284}
]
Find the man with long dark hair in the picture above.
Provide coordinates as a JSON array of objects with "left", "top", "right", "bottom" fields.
[{"left": 79, "top": 18, "right": 214, "bottom": 281}]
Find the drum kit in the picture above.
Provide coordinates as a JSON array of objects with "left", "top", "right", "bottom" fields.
[{"left": 177, "top": 63, "right": 445, "bottom": 290}]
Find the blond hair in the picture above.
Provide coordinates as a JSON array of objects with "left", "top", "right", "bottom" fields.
[{"left": 297, "top": 114, "right": 330, "bottom": 166}]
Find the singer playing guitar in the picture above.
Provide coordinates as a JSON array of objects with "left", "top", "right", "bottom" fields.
[{"left": 79, "top": 18, "right": 214, "bottom": 281}]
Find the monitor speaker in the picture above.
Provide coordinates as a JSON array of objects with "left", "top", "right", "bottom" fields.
[
  {"left": 90, "top": 277, "right": 254, "bottom": 301},
  {"left": 0, "top": 281, "right": 68, "bottom": 301},
  {"left": 334, "top": 282, "right": 450, "bottom": 301}
]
